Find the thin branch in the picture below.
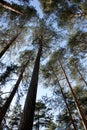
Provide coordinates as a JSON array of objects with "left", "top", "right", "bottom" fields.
[
  {"left": 0, "top": 92, "right": 11, "bottom": 95},
  {"left": 70, "top": 13, "right": 87, "bottom": 18},
  {"left": 0, "top": 0, "right": 24, "bottom": 15}
]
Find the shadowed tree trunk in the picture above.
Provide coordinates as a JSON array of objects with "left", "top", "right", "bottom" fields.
[
  {"left": 51, "top": 66, "right": 77, "bottom": 130},
  {"left": 0, "top": 60, "right": 29, "bottom": 125},
  {"left": 58, "top": 59, "right": 87, "bottom": 130},
  {"left": 19, "top": 44, "right": 42, "bottom": 130},
  {"left": 0, "top": 33, "right": 21, "bottom": 59}
]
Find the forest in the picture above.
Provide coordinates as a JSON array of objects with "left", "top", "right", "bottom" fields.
[{"left": 0, "top": 0, "right": 87, "bottom": 130}]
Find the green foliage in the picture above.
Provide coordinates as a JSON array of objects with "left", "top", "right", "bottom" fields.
[
  {"left": 24, "top": 6, "right": 36, "bottom": 18},
  {"left": 33, "top": 101, "right": 55, "bottom": 129},
  {"left": 58, "top": 7, "right": 74, "bottom": 27},
  {"left": 32, "top": 19, "right": 57, "bottom": 49},
  {"left": 0, "top": 64, "right": 18, "bottom": 85},
  {"left": 45, "top": 121, "right": 57, "bottom": 130},
  {"left": 39, "top": 0, "right": 87, "bottom": 27},
  {"left": 56, "top": 86, "right": 87, "bottom": 130},
  {"left": 8, "top": 103, "right": 22, "bottom": 129},
  {"left": 19, "top": 50, "right": 35, "bottom": 65},
  {"left": 0, "top": 0, "right": 87, "bottom": 129},
  {"left": 79, "top": 2, "right": 87, "bottom": 15},
  {"left": 39, "top": 0, "right": 57, "bottom": 13},
  {"left": 68, "top": 57, "right": 79, "bottom": 79},
  {"left": 68, "top": 31, "right": 87, "bottom": 54}
]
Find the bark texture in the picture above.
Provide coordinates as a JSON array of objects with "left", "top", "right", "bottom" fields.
[
  {"left": 59, "top": 59, "right": 87, "bottom": 130},
  {"left": 19, "top": 45, "right": 42, "bottom": 130}
]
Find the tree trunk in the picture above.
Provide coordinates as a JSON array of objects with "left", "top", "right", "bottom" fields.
[
  {"left": 0, "top": 0, "right": 23, "bottom": 15},
  {"left": 19, "top": 45, "right": 42, "bottom": 130},
  {"left": 58, "top": 59, "right": 87, "bottom": 130},
  {"left": 75, "top": 63, "right": 87, "bottom": 86},
  {"left": 51, "top": 66, "right": 77, "bottom": 130},
  {"left": 0, "top": 60, "right": 29, "bottom": 125},
  {"left": 0, "top": 33, "right": 20, "bottom": 59}
]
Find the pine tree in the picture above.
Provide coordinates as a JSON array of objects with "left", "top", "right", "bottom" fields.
[
  {"left": 57, "top": 51, "right": 87, "bottom": 130},
  {"left": 19, "top": 20, "right": 57, "bottom": 130},
  {"left": 0, "top": 50, "right": 33, "bottom": 125},
  {"left": 42, "top": 59, "right": 77, "bottom": 130}
]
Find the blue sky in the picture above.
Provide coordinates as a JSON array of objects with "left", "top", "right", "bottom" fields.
[
  {"left": 0, "top": 0, "right": 52, "bottom": 102},
  {"left": 30, "top": 0, "right": 44, "bottom": 18}
]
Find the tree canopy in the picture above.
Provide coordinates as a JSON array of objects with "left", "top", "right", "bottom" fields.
[{"left": 0, "top": 0, "right": 87, "bottom": 130}]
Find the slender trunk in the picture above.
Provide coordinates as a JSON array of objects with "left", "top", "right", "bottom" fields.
[
  {"left": 51, "top": 66, "right": 77, "bottom": 130},
  {"left": 75, "top": 63, "right": 87, "bottom": 86},
  {"left": 0, "top": 60, "right": 29, "bottom": 125},
  {"left": 0, "top": 0, "right": 23, "bottom": 15},
  {"left": 19, "top": 45, "right": 42, "bottom": 130},
  {"left": 0, "top": 33, "right": 20, "bottom": 58},
  {"left": 58, "top": 59, "right": 87, "bottom": 130}
]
